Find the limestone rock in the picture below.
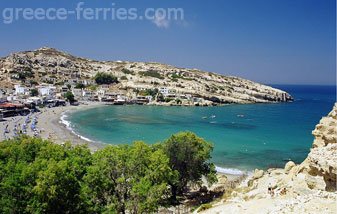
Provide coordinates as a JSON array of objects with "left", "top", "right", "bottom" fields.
[
  {"left": 284, "top": 161, "right": 296, "bottom": 174},
  {"left": 253, "top": 169, "right": 264, "bottom": 179},
  {"left": 217, "top": 174, "right": 228, "bottom": 184},
  {"left": 300, "top": 103, "right": 337, "bottom": 191}
]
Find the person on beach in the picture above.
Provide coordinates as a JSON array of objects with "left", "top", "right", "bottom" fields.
[{"left": 268, "top": 183, "right": 272, "bottom": 194}]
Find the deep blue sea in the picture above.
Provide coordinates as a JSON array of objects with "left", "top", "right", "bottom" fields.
[{"left": 65, "top": 85, "right": 336, "bottom": 174}]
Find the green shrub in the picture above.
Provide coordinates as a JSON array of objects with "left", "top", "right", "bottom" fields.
[
  {"left": 94, "top": 72, "right": 118, "bottom": 84},
  {"left": 121, "top": 68, "right": 135, "bottom": 75},
  {"left": 198, "top": 203, "right": 212, "bottom": 212},
  {"left": 139, "top": 70, "right": 164, "bottom": 79}
]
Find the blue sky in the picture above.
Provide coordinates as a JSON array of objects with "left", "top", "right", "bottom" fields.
[{"left": 0, "top": 0, "right": 335, "bottom": 85}]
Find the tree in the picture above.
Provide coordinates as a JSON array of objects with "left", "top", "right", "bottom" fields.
[
  {"left": 66, "top": 84, "right": 71, "bottom": 90},
  {"left": 93, "top": 72, "right": 118, "bottom": 85},
  {"left": 82, "top": 141, "right": 172, "bottom": 214},
  {"left": 30, "top": 88, "right": 39, "bottom": 96},
  {"left": 64, "top": 91, "right": 75, "bottom": 103},
  {"left": 162, "top": 131, "right": 217, "bottom": 201},
  {"left": 0, "top": 136, "right": 92, "bottom": 214},
  {"left": 75, "top": 83, "right": 85, "bottom": 89}
]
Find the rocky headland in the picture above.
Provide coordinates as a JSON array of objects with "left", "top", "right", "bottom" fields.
[{"left": 0, "top": 47, "right": 293, "bottom": 106}]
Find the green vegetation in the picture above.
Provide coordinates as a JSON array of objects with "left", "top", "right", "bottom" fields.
[
  {"left": 171, "top": 73, "right": 195, "bottom": 81},
  {"left": 54, "top": 81, "right": 65, "bottom": 86},
  {"left": 30, "top": 88, "right": 39, "bottom": 96},
  {"left": 138, "top": 88, "right": 158, "bottom": 97},
  {"left": 30, "top": 80, "right": 38, "bottom": 85},
  {"left": 64, "top": 91, "right": 75, "bottom": 103},
  {"left": 0, "top": 131, "right": 216, "bottom": 213},
  {"left": 75, "top": 83, "right": 85, "bottom": 89},
  {"left": 120, "top": 76, "right": 128, "bottom": 80},
  {"left": 93, "top": 72, "right": 118, "bottom": 85},
  {"left": 197, "top": 203, "right": 212, "bottom": 212},
  {"left": 87, "top": 85, "right": 98, "bottom": 91},
  {"left": 23, "top": 67, "right": 32, "bottom": 72},
  {"left": 165, "top": 97, "right": 174, "bottom": 103},
  {"left": 121, "top": 68, "right": 135, "bottom": 75},
  {"left": 161, "top": 131, "right": 217, "bottom": 201},
  {"left": 139, "top": 70, "right": 164, "bottom": 79}
]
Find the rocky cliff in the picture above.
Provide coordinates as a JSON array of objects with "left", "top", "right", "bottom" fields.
[
  {"left": 199, "top": 103, "right": 337, "bottom": 213},
  {"left": 0, "top": 47, "right": 293, "bottom": 104}
]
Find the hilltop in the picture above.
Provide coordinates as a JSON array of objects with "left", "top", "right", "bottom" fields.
[{"left": 0, "top": 47, "right": 293, "bottom": 106}]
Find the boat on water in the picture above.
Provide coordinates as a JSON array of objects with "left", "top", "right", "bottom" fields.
[
  {"left": 210, "top": 115, "right": 216, "bottom": 118},
  {"left": 202, "top": 116, "right": 207, "bottom": 119},
  {"left": 237, "top": 115, "right": 245, "bottom": 118}
]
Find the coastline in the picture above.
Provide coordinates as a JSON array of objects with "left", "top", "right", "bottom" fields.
[{"left": 0, "top": 103, "right": 249, "bottom": 177}]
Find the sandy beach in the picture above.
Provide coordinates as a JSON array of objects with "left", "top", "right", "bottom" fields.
[{"left": 0, "top": 103, "right": 106, "bottom": 152}]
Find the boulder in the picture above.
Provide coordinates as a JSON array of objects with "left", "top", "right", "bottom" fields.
[
  {"left": 217, "top": 174, "right": 228, "bottom": 184},
  {"left": 284, "top": 161, "right": 296, "bottom": 174},
  {"left": 252, "top": 169, "right": 264, "bottom": 179}
]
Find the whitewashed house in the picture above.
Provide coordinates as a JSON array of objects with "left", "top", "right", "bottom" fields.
[
  {"left": 14, "top": 85, "right": 29, "bottom": 96},
  {"left": 72, "top": 89, "right": 83, "bottom": 98},
  {"left": 37, "top": 84, "right": 56, "bottom": 96},
  {"left": 159, "top": 87, "right": 169, "bottom": 96}
]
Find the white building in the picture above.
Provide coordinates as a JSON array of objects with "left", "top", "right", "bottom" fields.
[
  {"left": 72, "top": 89, "right": 83, "bottom": 97},
  {"left": 14, "top": 85, "right": 29, "bottom": 95},
  {"left": 159, "top": 87, "right": 168, "bottom": 96},
  {"left": 37, "top": 84, "right": 56, "bottom": 96},
  {"left": 82, "top": 90, "right": 92, "bottom": 97},
  {"left": 145, "top": 95, "right": 153, "bottom": 102}
]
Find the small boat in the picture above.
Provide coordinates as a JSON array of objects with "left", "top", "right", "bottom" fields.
[
  {"left": 210, "top": 115, "right": 216, "bottom": 118},
  {"left": 202, "top": 116, "right": 207, "bottom": 119},
  {"left": 237, "top": 115, "right": 245, "bottom": 118}
]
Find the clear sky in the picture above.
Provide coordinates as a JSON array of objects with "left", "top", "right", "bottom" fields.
[{"left": 0, "top": 0, "right": 336, "bottom": 85}]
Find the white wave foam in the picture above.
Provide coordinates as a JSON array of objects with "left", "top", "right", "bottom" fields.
[
  {"left": 59, "top": 111, "right": 95, "bottom": 143},
  {"left": 215, "top": 166, "right": 252, "bottom": 175}
]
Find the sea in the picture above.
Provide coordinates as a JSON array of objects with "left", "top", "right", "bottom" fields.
[{"left": 64, "top": 85, "right": 336, "bottom": 174}]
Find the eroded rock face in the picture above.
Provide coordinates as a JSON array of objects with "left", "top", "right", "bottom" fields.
[{"left": 303, "top": 103, "right": 337, "bottom": 191}]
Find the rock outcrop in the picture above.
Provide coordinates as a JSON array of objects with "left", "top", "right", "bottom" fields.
[
  {"left": 198, "top": 103, "right": 337, "bottom": 214},
  {"left": 297, "top": 102, "right": 337, "bottom": 191},
  {"left": 0, "top": 47, "right": 293, "bottom": 105}
]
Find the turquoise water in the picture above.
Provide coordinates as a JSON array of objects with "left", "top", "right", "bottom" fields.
[{"left": 66, "top": 85, "right": 336, "bottom": 173}]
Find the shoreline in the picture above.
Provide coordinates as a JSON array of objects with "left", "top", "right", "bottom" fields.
[{"left": 0, "top": 103, "right": 251, "bottom": 177}]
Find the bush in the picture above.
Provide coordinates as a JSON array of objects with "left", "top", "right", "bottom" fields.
[
  {"left": 0, "top": 132, "right": 216, "bottom": 213},
  {"left": 165, "top": 98, "right": 173, "bottom": 103},
  {"left": 120, "top": 76, "right": 128, "bottom": 80},
  {"left": 94, "top": 72, "right": 118, "bottom": 84},
  {"left": 121, "top": 68, "right": 135, "bottom": 75},
  {"left": 75, "top": 83, "right": 85, "bottom": 89},
  {"left": 197, "top": 203, "right": 212, "bottom": 212},
  {"left": 64, "top": 91, "right": 75, "bottom": 103},
  {"left": 139, "top": 70, "right": 164, "bottom": 79},
  {"left": 30, "top": 88, "right": 38, "bottom": 96}
]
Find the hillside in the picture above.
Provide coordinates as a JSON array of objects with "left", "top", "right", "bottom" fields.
[{"left": 0, "top": 47, "right": 293, "bottom": 105}]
